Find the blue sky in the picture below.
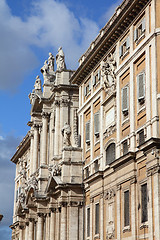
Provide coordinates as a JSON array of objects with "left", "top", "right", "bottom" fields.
[{"left": 0, "top": 0, "right": 121, "bottom": 238}]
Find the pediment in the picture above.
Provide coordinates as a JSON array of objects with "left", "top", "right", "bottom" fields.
[{"left": 45, "top": 175, "right": 63, "bottom": 194}]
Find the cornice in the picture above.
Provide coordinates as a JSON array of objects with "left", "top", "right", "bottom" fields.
[
  {"left": 70, "top": 0, "right": 150, "bottom": 85},
  {"left": 10, "top": 132, "right": 31, "bottom": 164}
]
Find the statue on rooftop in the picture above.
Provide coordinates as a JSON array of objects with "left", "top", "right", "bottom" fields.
[
  {"left": 41, "top": 52, "right": 55, "bottom": 82},
  {"left": 56, "top": 47, "right": 66, "bottom": 71},
  {"left": 34, "top": 75, "right": 42, "bottom": 92}
]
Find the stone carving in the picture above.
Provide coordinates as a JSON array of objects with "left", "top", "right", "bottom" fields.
[
  {"left": 62, "top": 122, "right": 71, "bottom": 146},
  {"left": 41, "top": 52, "right": 55, "bottom": 82},
  {"left": 19, "top": 193, "right": 26, "bottom": 204},
  {"left": 104, "top": 124, "right": 116, "bottom": 139},
  {"left": 29, "top": 76, "right": 43, "bottom": 105},
  {"left": 25, "top": 176, "right": 38, "bottom": 191},
  {"left": 73, "top": 110, "right": 79, "bottom": 146},
  {"left": 105, "top": 189, "right": 115, "bottom": 200},
  {"left": 106, "top": 225, "right": 115, "bottom": 239},
  {"left": 101, "top": 53, "right": 116, "bottom": 94},
  {"left": 56, "top": 47, "right": 66, "bottom": 71},
  {"left": 49, "top": 164, "right": 61, "bottom": 176}
]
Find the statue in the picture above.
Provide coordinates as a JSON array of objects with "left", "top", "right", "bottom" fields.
[
  {"left": 56, "top": 47, "right": 66, "bottom": 71},
  {"left": 34, "top": 75, "right": 42, "bottom": 92},
  {"left": 101, "top": 52, "right": 116, "bottom": 93},
  {"left": 62, "top": 122, "right": 71, "bottom": 146},
  {"left": 41, "top": 52, "right": 55, "bottom": 82},
  {"left": 28, "top": 76, "right": 42, "bottom": 105}
]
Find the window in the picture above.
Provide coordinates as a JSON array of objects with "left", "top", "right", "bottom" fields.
[
  {"left": 134, "top": 18, "right": 145, "bottom": 42},
  {"left": 124, "top": 190, "right": 130, "bottom": 227},
  {"left": 85, "top": 167, "right": 89, "bottom": 178},
  {"left": 85, "top": 121, "right": 90, "bottom": 144},
  {"left": 139, "top": 129, "right": 145, "bottom": 146},
  {"left": 94, "top": 112, "right": 99, "bottom": 137},
  {"left": 106, "top": 143, "right": 116, "bottom": 165},
  {"left": 94, "top": 160, "right": 99, "bottom": 173},
  {"left": 137, "top": 72, "right": 145, "bottom": 104},
  {"left": 87, "top": 208, "right": 90, "bottom": 237},
  {"left": 119, "top": 36, "right": 130, "bottom": 58},
  {"left": 122, "top": 86, "right": 129, "bottom": 115},
  {"left": 123, "top": 140, "right": 128, "bottom": 155},
  {"left": 84, "top": 80, "right": 91, "bottom": 96},
  {"left": 106, "top": 107, "right": 115, "bottom": 128},
  {"left": 93, "top": 70, "right": 101, "bottom": 86},
  {"left": 95, "top": 203, "right": 99, "bottom": 235},
  {"left": 141, "top": 183, "right": 148, "bottom": 223}
]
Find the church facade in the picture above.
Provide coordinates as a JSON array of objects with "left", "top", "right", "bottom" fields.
[{"left": 10, "top": 0, "right": 160, "bottom": 239}]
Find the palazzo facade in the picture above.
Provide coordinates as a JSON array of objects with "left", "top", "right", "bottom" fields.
[{"left": 10, "top": 0, "right": 160, "bottom": 239}]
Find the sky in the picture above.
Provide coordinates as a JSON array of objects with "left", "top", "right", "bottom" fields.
[{"left": 0, "top": 0, "right": 121, "bottom": 239}]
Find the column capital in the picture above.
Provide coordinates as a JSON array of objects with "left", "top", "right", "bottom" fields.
[
  {"left": 55, "top": 99, "right": 60, "bottom": 106},
  {"left": 37, "top": 212, "right": 46, "bottom": 218},
  {"left": 42, "top": 111, "right": 50, "bottom": 119},
  {"left": 117, "top": 184, "right": 121, "bottom": 191}
]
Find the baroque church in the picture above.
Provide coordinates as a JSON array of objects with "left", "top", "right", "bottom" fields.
[{"left": 10, "top": 0, "right": 160, "bottom": 239}]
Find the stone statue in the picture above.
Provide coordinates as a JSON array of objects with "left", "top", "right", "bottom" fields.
[
  {"left": 56, "top": 47, "right": 66, "bottom": 71},
  {"left": 34, "top": 75, "right": 42, "bottom": 92},
  {"left": 62, "top": 122, "right": 71, "bottom": 146},
  {"left": 101, "top": 52, "right": 116, "bottom": 93},
  {"left": 41, "top": 52, "right": 55, "bottom": 82},
  {"left": 28, "top": 76, "right": 42, "bottom": 105}
]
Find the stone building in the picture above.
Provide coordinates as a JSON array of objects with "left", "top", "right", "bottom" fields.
[{"left": 10, "top": 0, "right": 160, "bottom": 239}]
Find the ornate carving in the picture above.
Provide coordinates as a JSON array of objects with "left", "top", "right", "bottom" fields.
[
  {"left": 62, "top": 122, "right": 71, "bottom": 146},
  {"left": 105, "top": 189, "right": 115, "bottom": 200},
  {"left": 56, "top": 47, "right": 66, "bottom": 71},
  {"left": 42, "top": 112, "right": 50, "bottom": 119},
  {"left": 147, "top": 165, "right": 160, "bottom": 177},
  {"left": 41, "top": 52, "right": 55, "bottom": 83},
  {"left": 117, "top": 184, "right": 121, "bottom": 191},
  {"left": 104, "top": 124, "right": 116, "bottom": 139},
  {"left": 101, "top": 53, "right": 116, "bottom": 94},
  {"left": 106, "top": 225, "right": 115, "bottom": 239},
  {"left": 26, "top": 176, "right": 38, "bottom": 191},
  {"left": 48, "top": 164, "right": 61, "bottom": 176},
  {"left": 29, "top": 76, "right": 42, "bottom": 105},
  {"left": 60, "top": 98, "right": 70, "bottom": 107},
  {"left": 73, "top": 109, "right": 79, "bottom": 146},
  {"left": 19, "top": 193, "right": 26, "bottom": 204},
  {"left": 90, "top": 197, "right": 94, "bottom": 203},
  {"left": 55, "top": 99, "right": 60, "bottom": 106}
]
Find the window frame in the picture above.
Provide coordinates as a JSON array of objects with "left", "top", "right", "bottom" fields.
[
  {"left": 121, "top": 85, "right": 129, "bottom": 116},
  {"left": 106, "top": 142, "right": 116, "bottom": 165}
]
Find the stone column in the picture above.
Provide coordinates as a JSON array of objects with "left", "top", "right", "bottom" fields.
[
  {"left": 33, "top": 124, "right": 39, "bottom": 173},
  {"left": 68, "top": 202, "right": 78, "bottom": 240},
  {"left": 60, "top": 203, "right": 67, "bottom": 240},
  {"left": 28, "top": 218, "right": 34, "bottom": 240},
  {"left": 100, "top": 194, "right": 104, "bottom": 240},
  {"left": 45, "top": 213, "right": 50, "bottom": 240},
  {"left": 60, "top": 99, "right": 69, "bottom": 151},
  {"left": 50, "top": 208, "right": 55, "bottom": 240},
  {"left": 19, "top": 226, "right": 23, "bottom": 240},
  {"left": 36, "top": 213, "right": 44, "bottom": 240},
  {"left": 117, "top": 185, "right": 121, "bottom": 240},
  {"left": 25, "top": 222, "right": 29, "bottom": 240},
  {"left": 41, "top": 112, "right": 50, "bottom": 165},
  {"left": 29, "top": 131, "right": 34, "bottom": 175},
  {"left": 147, "top": 170, "right": 153, "bottom": 240},
  {"left": 130, "top": 63, "right": 136, "bottom": 151},
  {"left": 49, "top": 111, "right": 55, "bottom": 163},
  {"left": 54, "top": 101, "right": 60, "bottom": 156},
  {"left": 116, "top": 76, "right": 121, "bottom": 158},
  {"left": 90, "top": 198, "right": 93, "bottom": 240},
  {"left": 130, "top": 178, "right": 136, "bottom": 240}
]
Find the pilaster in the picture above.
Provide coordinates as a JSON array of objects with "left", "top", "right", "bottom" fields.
[{"left": 41, "top": 112, "right": 50, "bottom": 165}]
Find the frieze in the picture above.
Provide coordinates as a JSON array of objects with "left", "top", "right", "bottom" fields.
[
  {"left": 105, "top": 189, "right": 115, "bottom": 200},
  {"left": 104, "top": 124, "right": 116, "bottom": 139}
]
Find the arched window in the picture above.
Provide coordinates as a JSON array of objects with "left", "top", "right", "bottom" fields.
[{"left": 106, "top": 143, "right": 116, "bottom": 165}]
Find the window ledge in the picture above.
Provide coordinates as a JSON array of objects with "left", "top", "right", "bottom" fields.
[
  {"left": 136, "top": 32, "right": 145, "bottom": 45},
  {"left": 122, "top": 225, "right": 131, "bottom": 233},
  {"left": 121, "top": 49, "right": 130, "bottom": 60},
  {"left": 140, "top": 222, "right": 148, "bottom": 230}
]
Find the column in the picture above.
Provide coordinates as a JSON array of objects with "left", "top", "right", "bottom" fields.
[
  {"left": 60, "top": 203, "right": 67, "bottom": 240},
  {"left": 33, "top": 124, "right": 39, "bottom": 173},
  {"left": 30, "top": 131, "right": 34, "bottom": 175},
  {"left": 45, "top": 213, "right": 50, "bottom": 240},
  {"left": 37, "top": 213, "right": 44, "bottom": 240},
  {"left": 147, "top": 170, "right": 153, "bottom": 240},
  {"left": 28, "top": 218, "right": 34, "bottom": 240},
  {"left": 49, "top": 112, "right": 55, "bottom": 163},
  {"left": 130, "top": 178, "right": 136, "bottom": 240},
  {"left": 116, "top": 76, "right": 121, "bottom": 158},
  {"left": 153, "top": 169, "right": 160, "bottom": 240},
  {"left": 50, "top": 209, "right": 55, "bottom": 240},
  {"left": 90, "top": 198, "right": 93, "bottom": 240},
  {"left": 25, "top": 222, "right": 29, "bottom": 240},
  {"left": 130, "top": 63, "right": 136, "bottom": 151},
  {"left": 19, "top": 226, "right": 23, "bottom": 240},
  {"left": 54, "top": 101, "right": 60, "bottom": 155},
  {"left": 146, "top": 46, "right": 152, "bottom": 139},
  {"left": 117, "top": 185, "right": 121, "bottom": 240},
  {"left": 60, "top": 99, "right": 69, "bottom": 151},
  {"left": 100, "top": 194, "right": 104, "bottom": 240},
  {"left": 41, "top": 112, "right": 50, "bottom": 165}
]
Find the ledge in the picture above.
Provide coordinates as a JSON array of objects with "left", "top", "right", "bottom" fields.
[
  {"left": 83, "top": 171, "right": 103, "bottom": 184},
  {"left": 110, "top": 151, "right": 136, "bottom": 169},
  {"left": 137, "top": 137, "right": 160, "bottom": 153}
]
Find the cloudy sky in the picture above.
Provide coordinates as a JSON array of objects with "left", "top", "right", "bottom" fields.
[{"left": 0, "top": 0, "right": 121, "bottom": 238}]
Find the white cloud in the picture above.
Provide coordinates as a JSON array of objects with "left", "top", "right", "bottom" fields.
[{"left": 0, "top": 0, "right": 99, "bottom": 91}]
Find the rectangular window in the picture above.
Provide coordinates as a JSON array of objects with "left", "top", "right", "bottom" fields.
[
  {"left": 119, "top": 36, "right": 130, "bottom": 58},
  {"left": 122, "top": 86, "right": 129, "bottom": 115},
  {"left": 87, "top": 208, "right": 90, "bottom": 237},
  {"left": 134, "top": 18, "right": 145, "bottom": 42},
  {"left": 84, "top": 80, "right": 91, "bottom": 96},
  {"left": 94, "top": 112, "right": 99, "bottom": 136},
  {"left": 137, "top": 72, "right": 145, "bottom": 103},
  {"left": 93, "top": 70, "right": 101, "bottom": 86},
  {"left": 124, "top": 190, "right": 130, "bottom": 226},
  {"left": 85, "top": 121, "right": 90, "bottom": 144},
  {"left": 139, "top": 129, "right": 145, "bottom": 146},
  {"left": 123, "top": 140, "right": 128, "bottom": 155},
  {"left": 141, "top": 183, "right": 148, "bottom": 223},
  {"left": 95, "top": 203, "right": 99, "bottom": 235}
]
